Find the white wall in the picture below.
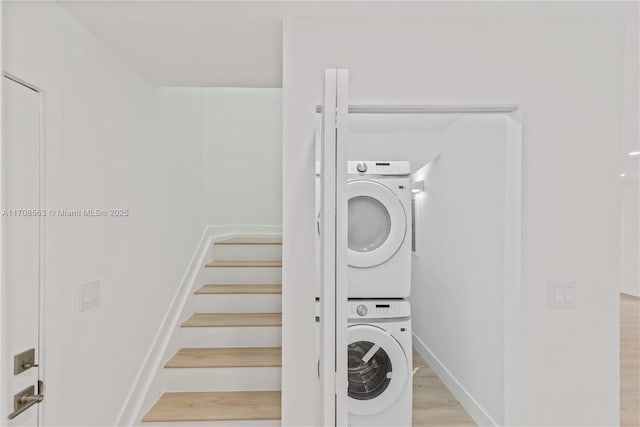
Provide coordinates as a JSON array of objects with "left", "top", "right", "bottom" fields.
[
  {"left": 347, "top": 113, "right": 451, "bottom": 172},
  {"left": 282, "top": 3, "right": 637, "bottom": 426},
  {"left": 202, "top": 88, "right": 282, "bottom": 227},
  {"left": 4, "top": 2, "right": 204, "bottom": 425},
  {"left": 620, "top": 179, "right": 640, "bottom": 296},
  {"left": 620, "top": 7, "right": 640, "bottom": 297},
  {"left": 411, "top": 115, "right": 510, "bottom": 424}
]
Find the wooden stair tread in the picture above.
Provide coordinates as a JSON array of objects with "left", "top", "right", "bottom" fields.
[
  {"left": 216, "top": 237, "right": 282, "bottom": 245},
  {"left": 165, "top": 347, "right": 282, "bottom": 368},
  {"left": 142, "top": 391, "right": 281, "bottom": 422},
  {"left": 196, "top": 284, "right": 282, "bottom": 294},
  {"left": 206, "top": 260, "right": 282, "bottom": 268},
  {"left": 182, "top": 313, "right": 282, "bottom": 327}
]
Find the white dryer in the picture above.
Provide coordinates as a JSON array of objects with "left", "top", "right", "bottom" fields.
[
  {"left": 348, "top": 161, "right": 412, "bottom": 298},
  {"left": 347, "top": 299, "right": 412, "bottom": 427}
]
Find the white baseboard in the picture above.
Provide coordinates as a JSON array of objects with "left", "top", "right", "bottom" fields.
[
  {"left": 412, "top": 333, "right": 497, "bottom": 427},
  {"left": 114, "top": 225, "right": 282, "bottom": 426}
]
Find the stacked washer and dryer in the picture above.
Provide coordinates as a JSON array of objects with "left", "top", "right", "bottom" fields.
[{"left": 347, "top": 161, "right": 413, "bottom": 426}]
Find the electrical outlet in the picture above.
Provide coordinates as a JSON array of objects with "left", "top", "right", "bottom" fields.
[
  {"left": 547, "top": 280, "right": 577, "bottom": 309},
  {"left": 80, "top": 280, "right": 101, "bottom": 312}
]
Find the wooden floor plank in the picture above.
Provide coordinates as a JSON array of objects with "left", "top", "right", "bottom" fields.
[
  {"left": 182, "top": 313, "right": 282, "bottom": 328},
  {"left": 206, "top": 260, "right": 282, "bottom": 268},
  {"left": 621, "top": 293, "right": 640, "bottom": 427},
  {"left": 413, "top": 348, "right": 475, "bottom": 426},
  {"left": 165, "top": 347, "right": 281, "bottom": 368},
  {"left": 216, "top": 237, "right": 282, "bottom": 245},
  {"left": 142, "top": 391, "right": 281, "bottom": 422},
  {"left": 195, "top": 284, "right": 282, "bottom": 295}
]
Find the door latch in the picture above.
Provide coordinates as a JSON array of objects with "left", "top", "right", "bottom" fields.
[
  {"left": 14, "top": 348, "right": 39, "bottom": 375},
  {"left": 7, "top": 385, "right": 44, "bottom": 420}
]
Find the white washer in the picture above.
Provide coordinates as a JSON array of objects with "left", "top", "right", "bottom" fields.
[
  {"left": 348, "top": 161, "right": 412, "bottom": 298},
  {"left": 348, "top": 299, "right": 412, "bottom": 426}
]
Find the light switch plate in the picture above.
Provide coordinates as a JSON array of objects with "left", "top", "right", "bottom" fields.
[
  {"left": 80, "top": 280, "right": 101, "bottom": 312},
  {"left": 547, "top": 280, "right": 577, "bottom": 309}
]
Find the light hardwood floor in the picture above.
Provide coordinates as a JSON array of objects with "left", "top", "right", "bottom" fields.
[
  {"left": 181, "top": 312, "right": 282, "bottom": 327},
  {"left": 165, "top": 347, "right": 282, "bottom": 368},
  {"left": 142, "top": 391, "right": 281, "bottom": 422},
  {"left": 413, "top": 349, "right": 475, "bottom": 426},
  {"left": 621, "top": 293, "right": 640, "bottom": 427}
]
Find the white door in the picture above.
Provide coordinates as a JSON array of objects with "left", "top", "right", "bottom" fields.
[
  {"left": 2, "top": 76, "right": 43, "bottom": 426},
  {"left": 318, "top": 69, "right": 349, "bottom": 426}
]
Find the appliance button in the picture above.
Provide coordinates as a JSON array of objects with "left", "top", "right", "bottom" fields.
[
  {"left": 356, "top": 162, "right": 367, "bottom": 173},
  {"left": 356, "top": 305, "right": 368, "bottom": 316}
]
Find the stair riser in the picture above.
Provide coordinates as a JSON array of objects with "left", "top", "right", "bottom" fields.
[
  {"left": 140, "top": 421, "right": 280, "bottom": 427},
  {"left": 212, "top": 245, "right": 282, "bottom": 262},
  {"left": 198, "top": 267, "right": 282, "bottom": 284},
  {"left": 181, "top": 327, "right": 282, "bottom": 348},
  {"left": 191, "top": 294, "right": 282, "bottom": 313},
  {"left": 164, "top": 367, "right": 281, "bottom": 392}
]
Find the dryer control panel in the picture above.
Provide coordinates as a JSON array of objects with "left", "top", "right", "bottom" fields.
[
  {"left": 348, "top": 299, "right": 411, "bottom": 319},
  {"left": 348, "top": 161, "right": 410, "bottom": 176}
]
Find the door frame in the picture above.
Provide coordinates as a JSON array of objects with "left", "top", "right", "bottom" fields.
[
  {"left": 318, "top": 68, "right": 349, "bottom": 426},
  {"left": 1, "top": 72, "right": 47, "bottom": 425},
  {"left": 336, "top": 104, "right": 523, "bottom": 424}
]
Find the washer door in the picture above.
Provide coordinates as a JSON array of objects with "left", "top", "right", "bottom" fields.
[
  {"left": 348, "top": 180, "right": 407, "bottom": 268},
  {"left": 347, "top": 324, "right": 409, "bottom": 415}
]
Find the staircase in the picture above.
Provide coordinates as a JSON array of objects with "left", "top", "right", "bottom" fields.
[{"left": 141, "top": 236, "right": 282, "bottom": 426}]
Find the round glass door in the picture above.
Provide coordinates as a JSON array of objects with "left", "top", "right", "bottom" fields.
[
  {"left": 347, "top": 180, "right": 407, "bottom": 268},
  {"left": 348, "top": 196, "right": 391, "bottom": 253},
  {"left": 348, "top": 325, "right": 409, "bottom": 415},
  {"left": 348, "top": 341, "right": 393, "bottom": 400}
]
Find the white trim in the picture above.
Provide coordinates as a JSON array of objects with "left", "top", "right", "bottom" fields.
[
  {"left": 319, "top": 68, "right": 339, "bottom": 426},
  {"left": 412, "top": 333, "right": 497, "bottom": 427},
  {"left": 115, "top": 224, "right": 283, "bottom": 426},
  {"left": 503, "top": 111, "right": 522, "bottom": 425},
  {"left": 0, "top": 8, "right": 4, "bottom": 414},
  {"left": 316, "top": 104, "right": 520, "bottom": 114},
  {"left": 334, "top": 68, "right": 349, "bottom": 426},
  {"left": 3, "top": 72, "right": 43, "bottom": 93},
  {"left": 0, "top": 75, "right": 46, "bottom": 425}
]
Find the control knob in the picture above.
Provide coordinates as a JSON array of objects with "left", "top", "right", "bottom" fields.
[
  {"left": 356, "top": 162, "right": 367, "bottom": 173},
  {"left": 356, "top": 304, "right": 368, "bottom": 316}
]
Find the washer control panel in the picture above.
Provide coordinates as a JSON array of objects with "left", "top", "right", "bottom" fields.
[
  {"left": 348, "top": 300, "right": 410, "bottom": 319},
  {"left": 348, "top": 161, "right": 410, "bottom": 176}
]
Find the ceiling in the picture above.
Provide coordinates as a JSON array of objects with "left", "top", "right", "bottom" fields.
[
  {"left": 60, "top": 1, "right": 637, "bottom": 177},
  {"left": 59, "top": 1, "right": 440, "bottom": 88}
]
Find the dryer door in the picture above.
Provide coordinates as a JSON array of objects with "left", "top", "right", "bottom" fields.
[
  {"left": 348, "top": 180, "right": 407, "bottom": 268},
  {"left": 347, "top": 324, "right": 409, "bottom": 415}
]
